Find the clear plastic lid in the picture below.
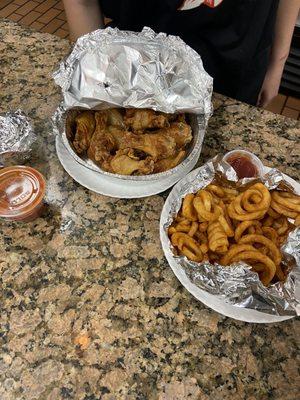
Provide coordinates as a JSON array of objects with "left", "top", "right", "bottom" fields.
[{"left": 0, "top": 166, "right": 46, "bottom": 219}]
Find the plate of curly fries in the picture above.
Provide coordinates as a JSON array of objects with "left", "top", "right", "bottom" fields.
[{"left": 160, "top": 163, "right": 300, "bottom": 323}]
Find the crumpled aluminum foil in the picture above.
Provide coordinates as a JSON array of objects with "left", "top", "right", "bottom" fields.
[
  {"left": 161, "top": 157, "right": 300, "bottom": 316},
  {"left": 0, "top": 110, "right": 36, "bottom": 167},
  {"left": 53, "top": 26, "right": 213, "bottom": 116}
]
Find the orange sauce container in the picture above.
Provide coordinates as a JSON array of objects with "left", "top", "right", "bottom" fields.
[{"left": 0, "top": 166, "right": 46, "bottom": 222}]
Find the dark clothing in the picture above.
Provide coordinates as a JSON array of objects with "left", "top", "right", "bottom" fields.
[{"left": 100, "top": 0, "right": 279, "bottom": 104}]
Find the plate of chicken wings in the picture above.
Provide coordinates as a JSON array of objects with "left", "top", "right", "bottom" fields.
[{"left": 63, "top": 107, "right": 204, "bottom": 181}]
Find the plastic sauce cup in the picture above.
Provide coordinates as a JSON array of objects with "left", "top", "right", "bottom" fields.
[
  {"left": 223, "top": 150, "right": 265, "bottom": 179},
  {"left": 0, "top": 166, "right": 46, "bottom": 222}
]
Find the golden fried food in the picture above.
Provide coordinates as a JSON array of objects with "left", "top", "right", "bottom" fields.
[
  {"left": 234, "top": 220, "right": 262, "bottom": 242},
  {"left": 110, "top": 149, "right": 155, "bottom": 175},
  {"left": 121, "top": 130, "right": 177, "bottom": 159},
  {"left": 182, "top": 194, "right": 198, "bottom": 221},
  {"left": 193, "top": 190, "right": 222, "bottom": 222},
  {"left": 170, "top": 232, "right": 203, "bottom": 262},
  {"left": 68, "top": 108, "right": 192, "bottom": 175},
  {"left": 87, "top": 111, "right": 115, "bottom": 163},
  {"left": 153, "top": 150, "right": 186, "bottom": 173},
  {"left": 124, "top": 109, "right": 169, "bottom": 131},
  {"left": 238, "top": 234, "right": 283, "bottom": 279},
  {"left": 160, "top": 122, "right": 193, "bottom": 149},
  {"left": 207, "top": 220, "right": 229, "bottom": 253},
  {"left": 168, "top": 182, "right": 300, "bottom": 286},
  {"left": 228, "top": 183, "right": 271, "bottom": 221},
  {"left": 270, "top": 191, "right": 300, "bottom": 218},
  {"left": 73, "top": 111, "right": 96, "bottom": 154}
]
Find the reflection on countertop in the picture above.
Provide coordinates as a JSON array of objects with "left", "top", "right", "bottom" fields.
[{"left": 0, "top": 19, "right": 299, "bottom": 400}]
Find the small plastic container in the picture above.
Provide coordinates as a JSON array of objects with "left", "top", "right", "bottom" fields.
[
  {"left": 223, "top": 149, "right": 265, "bottom": 179},
  {"left": 0, "top": 166, "right": 46, "bottom": 222}
]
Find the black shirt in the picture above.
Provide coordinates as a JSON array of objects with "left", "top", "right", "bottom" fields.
[{"left": 100, "top": 0, "right": 279, "bottom": 104}]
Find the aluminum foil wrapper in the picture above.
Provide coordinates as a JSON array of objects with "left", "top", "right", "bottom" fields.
[
  {"left": 0, "top": 110, "right": 36, "bottom": 167},
  {"left": 53, "top": 26, "right": 213, "bottom": 116},
  {"left": 161, "top": 157, "right": 300, "bottom": 316}
]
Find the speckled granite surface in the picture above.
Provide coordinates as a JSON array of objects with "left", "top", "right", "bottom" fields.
[{"left": 0, "top": 20, "right": 299, "bottom": 400}]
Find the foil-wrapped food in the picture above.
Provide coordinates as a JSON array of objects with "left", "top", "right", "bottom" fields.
[
  {"left": 0, "top": 110, "right": 36, "bottom": 167},
  {"left": 161, "top": 156, "right": 300, "bottom": 316},
  {"left": 53, "top": 27, "right": 213, "bottom": 177},
  {"left": 66, "top": 108, "right": 193, "bottom": 175},
  {"left": 53, "top": 27, "right": 213, "bottom": 115}
]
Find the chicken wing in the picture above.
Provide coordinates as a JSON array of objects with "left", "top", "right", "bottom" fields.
[
  {"left": 153, "top": 150, "right": 186, "bottom": 173},
  {"left": 124, "top": 108, "right": 169, "bottom": 132},
  {"left": 120, "top": 131, "right": 177, "bottom": 160},
  {"left": 73, "top": 111, "right": 96, "bottom": 154},
  {"left": 70, "top": 108, "right": 192, "bottom": 176},
  {"left": 106, "top": 108, "right": 125, "bottom": 128},
  {"left": 66, "top": 109, "right": 81, "bottom": 140},
  {"left": 156, "top": 122, "right": 192, "bottom": 149},
  {"left": 87, "top": 111, "right": 114, "bottom": 164},
  {"left": 110, "top": 149, "right": 155, "bottom": 175}
]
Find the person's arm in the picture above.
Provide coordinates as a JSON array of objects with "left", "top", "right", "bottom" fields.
[
  {"left": 257, "top": 0, "right": 300, "bottom": 107},
  {"left": 63, "top": 0, "right": 104, "bottom": 41}
]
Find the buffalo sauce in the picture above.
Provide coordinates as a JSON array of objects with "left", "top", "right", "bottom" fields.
[
  {"left": 0, "top": 166, "right": 46, "bottom": 222},
  {"left": 226, "top": 153, "right": 258, "bottom": 179}
]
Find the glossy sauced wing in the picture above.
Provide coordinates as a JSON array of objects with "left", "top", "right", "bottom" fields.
[
  {"left": 73, "top": 111, "right": 96, "bottom": 154},
  {"left": 124, "top": 108, "right": 169, "bottom": 131}
]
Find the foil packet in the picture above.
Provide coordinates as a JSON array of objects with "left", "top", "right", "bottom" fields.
[
  {"left": 53, "top": 26, "right": 213, "bottom": 116},
  {"left": 0, "top": 110, "right": 36, "bottom": 167},
  {"left": 161, "top": 157, "right": 300, "bottom": 316}
]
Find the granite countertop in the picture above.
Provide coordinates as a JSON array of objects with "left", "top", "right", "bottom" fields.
[{"left": 0, "top": 20, "right": 299, "bottom": 400}]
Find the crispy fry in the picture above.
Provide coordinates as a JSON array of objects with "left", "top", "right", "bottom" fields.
[
  {"left": 171, "top": 232, "right": 203, "bottom": 262},
  {"left": 218, "top": 215, "right": 234, "bottom": 237},
  {"left": 206, "top": 184, "right": 225, "bottom": 198},
  {"left": 272, "top": 191, "right": 300, "bottom": 212},
  {"left": 195, "top": 231, "right": 208, "bottom": 244},
  {"left": 231, "top": 251, "right": 276, "bottom": 286},
  {"left": 182, "top": 193, "right": 198, "bottom": 222},
  {"left": 194, "top": 191, "right": 222, "bottom": 222},
  {"left": 274, "top": 216, "right": 288, "bottom": 236},
  {"left": 168, "top": 182, "right": 299, "bottom": 286},
  {"left": 262, "top": 227, "right": 278, "bottom": 244},
  {"left": 238, "top": 234, "right": 283, "bottom": 280},
  {"left": 220, "top": 244, "right": 257, "bottom": 265},
  {"left": 271, "top": 199, "right": 298, "bottom": 219},
  {"left": 199, "top": 222, "right": 209, "bottom": 232},
  {"left": 188, "top": 222, "right": 198, "bottom": 237},
  {"left": 267, "top": 207, "right": 280, "bottom": 219},
  {"left": 234, "top": 220, "right": 262, "bottom": 242},
  {"left": 207, "top": 221, "right": 229, "bottom": 253},
  {"left": 228, "top": 183, "right": 271, "bottom": 221}
]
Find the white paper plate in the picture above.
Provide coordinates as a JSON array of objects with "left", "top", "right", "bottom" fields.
[
  {"left": 160, "top": 165, "right": 300, "bottom": 323},
  {"left": 56, "top": 135, "right": 199, "bottom": 198}
]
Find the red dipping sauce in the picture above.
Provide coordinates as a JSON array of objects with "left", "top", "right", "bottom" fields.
[{"left": 224, "top": 150, "right": 264, "bottom": 179}]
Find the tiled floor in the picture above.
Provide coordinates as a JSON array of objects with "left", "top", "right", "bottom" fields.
[
  {"left": 266, "top": 94, "right": 300, "bottom": 120},
  {"left": 1, "top": 0, "right": 299, "bottom": 120},
  {"left": 0, "top": 0, "right": 69, "bottom": 38}
]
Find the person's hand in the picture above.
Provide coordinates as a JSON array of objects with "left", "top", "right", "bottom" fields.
[{"left": 257, "top": 61, "right": 285, "bottom": 108}]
